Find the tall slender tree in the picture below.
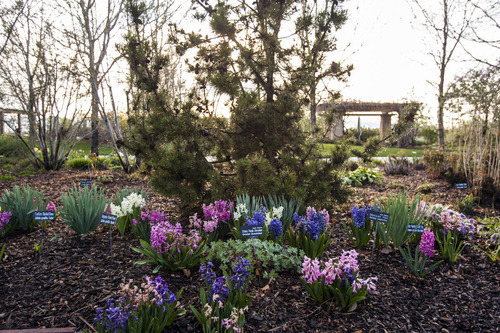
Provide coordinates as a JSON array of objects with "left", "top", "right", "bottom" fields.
[{"left": 410, "top": 0, "right": 474, "bottom": 149}]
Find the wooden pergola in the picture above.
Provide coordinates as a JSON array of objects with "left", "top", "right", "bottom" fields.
[
  {"left": 0, "top": 108, "right": 26, "bottom": 135},
  {"left": 317, "top": 102, "right": 409, "bottom": 140}
]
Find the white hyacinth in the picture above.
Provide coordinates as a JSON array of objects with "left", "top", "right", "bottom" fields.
[{"left": 115, "top": 192, "right": 146, "bottom": 217}]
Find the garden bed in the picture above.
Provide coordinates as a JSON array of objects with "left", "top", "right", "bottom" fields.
[{"left": 0, "top": 169, "right": 499, "bottom": 332}]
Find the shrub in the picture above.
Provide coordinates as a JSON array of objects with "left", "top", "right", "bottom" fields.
[
  {"left": 60, "top": 185, "right": 107, "bottom": 235},
  {"left": 423, "top": 149, "right": 444, "bottom": 176}
]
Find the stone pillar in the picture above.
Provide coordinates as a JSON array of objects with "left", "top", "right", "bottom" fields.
[
  {"left": 380, "top": 112, "right": 392, "bottom": 139},
  {"left": 330, "top": 113, "right": 344, "bottom": 140}
]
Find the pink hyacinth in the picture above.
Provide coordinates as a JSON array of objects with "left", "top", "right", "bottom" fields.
[
  {"left": 419, "top": 228, "right": 435, "bottom": 258},
  {"left": 46, "top": 201, "right": 57, "bottom": 212},
  {"left": 302, "top": 256, "right": 321, "bottom": 283}
]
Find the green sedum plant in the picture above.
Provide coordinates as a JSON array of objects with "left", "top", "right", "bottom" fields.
[
  {"left": 342, "top": 167, "right": 382, "bottom": 187},
  {"left": 60, "top": 185, "right": 107, "bottom": 235},
  {"left": 204, "top": 239, "right": 304, "bottom": 279}
]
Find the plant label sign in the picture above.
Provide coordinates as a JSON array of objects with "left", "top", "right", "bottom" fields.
[
  {"left": 455, "top": 183, "right": 468, "bottom": 189},
  {"left": 240, "top": 225, "right": 264, "bottom": 238},
  {"left": 407, "top": 224, "right": 425, "bottom": 233},
  {"left": 367, "top": 210, "right": 390, "bottom": 223},
  {"left": 100, "top": 214, "right": 117, "bottom": 226},
  {"left": 80, "top": 180, "right": 92, "bottom": 187},
  {"left": 33, "top": 211, "right": 55, "bottom": 221}
]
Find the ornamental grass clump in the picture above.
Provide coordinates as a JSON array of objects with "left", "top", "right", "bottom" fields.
[
  {"left": 301, "top": 250, "right": 377, "bottom": 310},
  {"left": 375, "top": 191, "right": 426, "bottom": 248},
  {"left": 190, "top": 257, "right": 252, "bottom": 333},
  {"left": 342, "top": 205, "right": 375, "bottom": 248},
  {"left": 111, "top": 191, "right": 146, "bottom": 235},
  {"left": 133, "top": 220, "right": 205, "bottom": 273},
  {"left": 190, "top": 199, "right": 234, "bottom": 242},
  {"left": 60, "top": 185, "right": 107, "bottom": 236},
  {"left": 0, "top": 185, "right": 47, "bottom": 233},
  {"left": 94, "top": 276, "right": 184, "bottom": 333},
  {"left": 399, "top": 228, "right": 443, "bottom": 277},
  {"left": 285, "top": 207, "right": 331, "bottom": 258}
]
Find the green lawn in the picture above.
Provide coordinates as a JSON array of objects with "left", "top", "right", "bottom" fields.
[
  {"left": 71, "top": 141, "right": 114, "bottom": 156},
  {"left": 318, "top": 143, "right": 425, "bottom": 157}
]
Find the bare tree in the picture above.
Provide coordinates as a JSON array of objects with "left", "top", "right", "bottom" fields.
[
  {"left": 0, "top": 1, "right": 89, "bottom": 170},
  {"left": 410, "top": 0, "right": 475, "bottom": 149},
  {"left": 0, "top": 0, "right": 28, "bottom": 57},
  {"left": 58, "top": 0, "right": 124, "bottom": 157}
]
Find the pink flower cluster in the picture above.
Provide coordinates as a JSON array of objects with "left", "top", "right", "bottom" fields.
[
  {"left": 150, "top": 221, "right": 201, "bottom": 254},
  {"left": 302, "top": 250, "right": 377, "bottom": 293},
  {"left": 419, "top": 228, "right": 435, "bottom": 257},
  {"left": 46, "top": 201, "right": 57, "bottom": 212},
  {"left": 190, "top": 200, "right": 234, "bottom": 234},
  {"left": 438, "top": 211, "right": 475, "bottom": 235}
]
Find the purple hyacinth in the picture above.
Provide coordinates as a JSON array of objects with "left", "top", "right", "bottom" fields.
[
  {"left": 269, "top": 218, "right": 283, "bottom": 238},
  {"left": 94, "top": 298, "right": 133, "bottom": 332},
  {"left": 210, "top": 276, "right": 230, "bottom": 302},
  {"left": 0, "top": 211, "right": 12, "bottom": 231},
  {"left": 230, "top": 257, "right": 251, "bottom": 291},
  {"left": 200, "top": 262, "right": 217, "bottom": 286},
  {"left": 350, "top": 206, "right": 366, "bottom": 228}
]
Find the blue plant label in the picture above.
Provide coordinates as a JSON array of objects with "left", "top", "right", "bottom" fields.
[
  {"left": 100, "top": 214, "right": 117, "bottom": 226},
  {"left": 367, "top": 210, "right": 390, "bottom": 223},
  {"left": 455, "top": 183, "right": 468, "bottom": 189},
  {"left": 407, "top": 224, "right": 425, "bottom": 233},
  {"left": 33, "top": 211, "right": 55, "bottom": 221},
  {"left": 80, "top": 180, "right": 92, "bottom": 187},
  {"left": 240, "top": 225, "right": 264, "bottom": 237}
]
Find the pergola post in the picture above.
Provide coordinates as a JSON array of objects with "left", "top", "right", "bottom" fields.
[
  {"left": 330, "top": 112, "right": 344, "bottom": 140},
  {"left": 380, "top": 112, "right": 392, "bottom": 139}
]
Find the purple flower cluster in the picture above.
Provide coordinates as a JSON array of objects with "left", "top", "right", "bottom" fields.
[
  {"left": 269, "top": 218, "right": 283, "bottom": 238},
  {"left": 247, "top": 207, "right": 267, "bottom": 226},
  {"left": 150, "top": 221, "right": 201, "bottom": 254},
  {"left": 145, "top": 276, "right": 177, "bottom": 305},
  {"left": 203, "top": 200, "right": 234, "bottom": 222},
  {"left": 350, "top": 206, "right": 366, "bottom": 228},
  {"left": 419, "top": 228, "right": 435, "bottom": 258},
  {"left": 230, "top": 257, "right": 251, "bottom": 291},
  {"left": 94, "top": 298, "right": 134, "bottom": 332},
  {"left": 0, "top": 211, "right": 12, "bottom": 231},
  {"left": 200, "top": 257, "right": 251, "bottom": 303},
  {"left": 133, "top": 209, "right": 169, "bottom": 227},
  {"left": 293, "top": 207, "right": 329, "bottom": 240}
]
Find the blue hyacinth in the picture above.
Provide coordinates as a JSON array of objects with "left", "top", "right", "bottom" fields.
[
  {"left": 269, "top": 218, "right": 283, "bottom": 239},
  {"left": 351, "top": 206, "right": 366, "bottom": 228}
]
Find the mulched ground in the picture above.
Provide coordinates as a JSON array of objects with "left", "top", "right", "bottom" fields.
[{"left": 0, "top": 169, "right": 499, "bottom": 332}]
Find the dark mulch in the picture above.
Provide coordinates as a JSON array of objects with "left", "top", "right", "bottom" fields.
[{"left": 0, "top": 169, "right": 499, "bottom": 332}]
